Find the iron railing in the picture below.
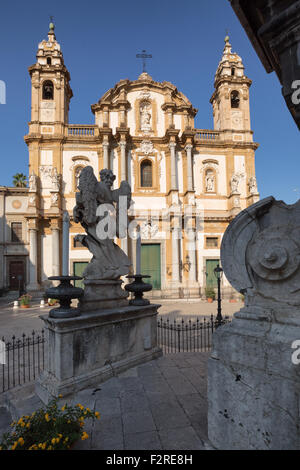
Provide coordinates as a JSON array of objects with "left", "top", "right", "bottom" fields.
[
  {"left": 0, "top": 316, "right": 230, "bottom": 393},
  {"left": 157, "top": 316, "right": 230, "bottom": 354},
  {"left": 1, "top": 330, "right": 45, "bottom": 393}
]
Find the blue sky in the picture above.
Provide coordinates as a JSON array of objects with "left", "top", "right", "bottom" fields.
[{"left": 0, "top": 0, "right": 299, "bottom": 202}]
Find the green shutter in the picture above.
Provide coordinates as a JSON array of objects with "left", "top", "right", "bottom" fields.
[
  {"left": 73, "top": 262, "right": 89, "bottom": 288},
  {"left": 141, "top": 244, "right": 161, "bottom": 290},
  {"left": 206, "top": 259, "right": 220, "bottom": 288}
]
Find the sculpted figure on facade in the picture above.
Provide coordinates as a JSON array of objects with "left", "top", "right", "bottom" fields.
[
  {"left": 140, "top": 101, "right": 152, "bottom": 131},
  {"left": 73, "top": 166, "right": 132, "bottom": 280},
  {"left": 230, "top": 173, "right": 240, "bottom": 194},
  {"left": 205, "top": 170, "right": 215, "bottom": 192},
  {"left": 248, "top": 176, "right": 258, "bottom": 195},
  {"left": 51, "top": 168, "right": 60, "bottom": 191},
  {"left": 29, "top": 172, "right": 37, "bottom": 192}
]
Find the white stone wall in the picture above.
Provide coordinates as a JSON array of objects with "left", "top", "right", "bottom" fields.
[{"left": 41, "top": 233, "right": 52, "bottom": 281}]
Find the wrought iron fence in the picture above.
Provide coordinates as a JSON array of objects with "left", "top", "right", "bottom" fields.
[
  {"left": 0, "top": 330, "right": 45, "bottom": 393},
  {"left": 0, "top": 316, "right": 230, "bottom": 393},
  {"left": 157, "top": 316, "right": 230, "bottom": 354}
]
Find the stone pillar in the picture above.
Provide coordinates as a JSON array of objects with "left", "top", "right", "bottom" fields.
[
  {"left": 187, "top": 229, "right": 197, "bottom": 283},
  {"left": 62, "top": 212, "right": 70, "bottom": 276},
  {"left": 185, "top": 144, "right": 194, "bottom": 192},
  {"left": 27, "top": 223, "right": 40, "bottom": 291},
  {"left": 102, "top": 141, "right": 109, "bottom": 169},
  {"left": 120, "top": 141, "right": 127, "bottom": 181},
  {"left": 171, "top": 226, "right": 180, "bottom": 284},
  {"left": 169, "top": 142, "right": 177, "bottom": 190},
  {"left": 51, "top": 221, "right": 60, "bottom": 277},
  {"left": 208, "top": 196, "right": 300, "bottom": 450}
]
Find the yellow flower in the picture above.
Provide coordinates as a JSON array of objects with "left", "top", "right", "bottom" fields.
[
  {"left": 64, "top": 437, "right": 69, "bottom": 443},
  {"left": 95, "top": 412, "right": 100, "bottom": 419},
  {"left": 18, "top": 437, "right": 24, "bottom": 446},
  {"left": 45, "top": 413, "right": 50, "bottom": 422},
  {"left": 47, "top": 445, "right": 53, "bottom": 450},
  {"left": 42, "top": 443, "right": 46, "bottom": 450},
  {"left": 61, "top": 405, "right": 66, "bottom": 411},
  {"left": 11, "top": 441, "right": 18, "bottom": 450},
  {"left": 81, "top": 432, "right": 89, "bottom": 441},
  {"left": 76, "top": 403, "right": 84, "bottom": 410},
  {"left": 51, "top": 438, "right": 56, "bottom": 445},
  {"left": 26, "top": 423, "right": 30, "bottom": 428},
  {"left": 58, "top": 394, "right": 63, "bottom": 398},
  {"left": 0, "top": 446, "right": 2, "bottom": 450},
  {"left": 85, "top": 407, "right": 90, "bottom": 412}
]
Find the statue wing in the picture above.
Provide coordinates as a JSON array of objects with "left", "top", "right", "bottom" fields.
[{"left": 75, "top": 166, "right": 99, "bottom": 225}]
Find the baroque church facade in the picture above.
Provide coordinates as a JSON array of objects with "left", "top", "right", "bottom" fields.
[{"left": 0, "top": 24, "right": 259, "bottom": 298}]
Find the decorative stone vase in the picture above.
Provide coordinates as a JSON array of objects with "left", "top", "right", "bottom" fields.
[
  {"left": 46, "top": 276, "right": 84, "bottom": 318},
  {"left": 125, "top": 274, "right": 152, "bottom": 306}
]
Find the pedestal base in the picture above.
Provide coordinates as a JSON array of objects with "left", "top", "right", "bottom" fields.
[
  {"left": 36, "top": 303, "right": 162, "bottom": 403},
  {"left": 208, "top": 307, "right": 300, "bottom": 450},
  {"left": 79, "top": 279, "right": 129, "bottom": 312}
]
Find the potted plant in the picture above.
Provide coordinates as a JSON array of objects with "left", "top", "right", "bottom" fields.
[
  {"left": 205, "top": 287, "right": 215, "bottom": 303},
  {"left": 0, "top": 396, "right": 100, "bottom": 451},
  {"left": 19, "top": 294, "right": 32, "bottom": 309},
  {"left": 48, "top": 298, "right": 58, "bottom": 306}
]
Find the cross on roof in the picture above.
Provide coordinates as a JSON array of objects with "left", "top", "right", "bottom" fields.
[{"left": 136, "top": 50, "right": 152, "bottom": 73}]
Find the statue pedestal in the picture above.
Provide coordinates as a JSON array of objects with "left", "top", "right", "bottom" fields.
[
  {"left": 79, "top": 279, "right": 129, "bottom": 312},
  {"left": 208, "top": 307, "right": 300, "bottom": 450},
  {"left": 36, "top": 303, "right": 162, "bottom": 403}
]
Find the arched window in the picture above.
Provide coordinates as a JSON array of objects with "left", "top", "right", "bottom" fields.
[
  {"left": 47, "top": 57, "right": 52, "bottom": 65},
  {"left": 140, "top": 160, "right": 152, "bottom": 187},
  {"left": 42, "top": 80, "right": 54, "bottom": 100},
  {"left": 231, "top": 90, "right": 240, "bottom": 108},
  {"left": 74, "top": 166, "right": 84, "bottom": 189}
]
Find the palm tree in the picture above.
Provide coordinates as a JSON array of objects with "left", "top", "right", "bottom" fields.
[{"left": 13, "top": 173, "right": 27, "bottom": 188}]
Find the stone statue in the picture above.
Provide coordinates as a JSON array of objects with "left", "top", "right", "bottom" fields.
[
  {"left": 230, "top": 173, "right": 240, "bottom": 194},
  {"left": 51, "top": 168, "right": 60, "bottom": 191},
  {"left": 140, "top": 102, "right": 152, "bottom": 131},
  {"left": 73, "top": 166, "right": 131, "bottom": 280},
  {"left": 29, "top": 172, "right": 37, "bottom": 192},
  {"left": 248, "top": 176, "right": 258, "bottom": 195},
  {"left": 205, "top": 171, "right": 215, "bottom": 192}
]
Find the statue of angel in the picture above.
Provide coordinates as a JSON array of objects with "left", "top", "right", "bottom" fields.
[{"left": 73, "top": 166, "right": 132, "bottom": 280}]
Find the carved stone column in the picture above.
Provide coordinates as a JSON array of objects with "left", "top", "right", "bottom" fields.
[
  {"left": 27, "top": 219, "right": 40, "bottom": 291},
  {"left": 51, "top": 219, "right": 60, "bottom": 277},
  {"left": 169, "top": 142, "right": 177, "bottom": 190},
  {"left": 171, "top": 226, "right": 180, "bottom": 284},
  {"left": 62, "top": 212, "right": 70, "bottom": 276},
  {"left": 185, "top": 144, "right": 194, "bottom": 192},
  {"left": 102, "top": 141, "right": 110, "bottom": 169},
  {"left": 120, "top": 141, "right": 127, "bottom": 181}
]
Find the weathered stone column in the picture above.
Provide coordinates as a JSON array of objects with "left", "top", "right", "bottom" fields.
[
  {"left": 171, "top": 226, "right": 180, "bottom": 284},
  {"left": 169, "top": 142, "right": 177, "bottom": 190},
  {"left": 185, "top": 144, "right": 194, "bottom": 192},
  {"left": 187, "top": 229, "right": 197, "bottom": 283},
  {"left": 51, "top": 220, "right": 60, "bottom": 277},
  {"left": 208, "top": 196, "right": 300, "bottom": 450},
  {"left": 27, "top": 221, "right": 40, "bottom": 291},
  {"left": 102, "top": 141, "right": 109, "bottom": 170},
  {"left": 120, "top": 141, "right": 127, "bottom": 181},
  {"left": 62, "top": 212, "right": 70, "bottom": 276}
]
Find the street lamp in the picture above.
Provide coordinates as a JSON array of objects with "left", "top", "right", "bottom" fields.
[{"left": 214, "top": 264, "right": 223, "bottom": 327}]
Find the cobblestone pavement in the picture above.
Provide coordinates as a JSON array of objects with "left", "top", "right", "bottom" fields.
[
  {"left": 0, "top": 296, "right": 242, "bottom": 339},
  {"left": 0, "top": 353, "right": 213, "bottom": 451}
]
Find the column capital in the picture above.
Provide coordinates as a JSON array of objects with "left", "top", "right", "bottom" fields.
[
  {"left": 50, "top": 218, "right": 61, "bottom": 231},
  {"left": 185, "top": 143, "right": 193, "bottom": 152}
]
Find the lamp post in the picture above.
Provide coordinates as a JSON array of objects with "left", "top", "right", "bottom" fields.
[{"left": 214, "top": 264, "right": 223, "bottom": 327}]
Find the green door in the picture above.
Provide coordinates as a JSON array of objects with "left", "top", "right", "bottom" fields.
[
  {"left": 141, "top": 244, "right": 161, "bottom": 290},
  {"left": 206, "top": 259, "right": 220, "bottom": 288},
  {"left": 73, "top": 262, "right": 89, "bottom": 288}
]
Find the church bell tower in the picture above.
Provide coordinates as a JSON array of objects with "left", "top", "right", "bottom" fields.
[
  {"left": 210, "top": 36, "right": 253, "bottom": 142},
  {"left": 27, "top": 21, "right": 73, "bottom": 140}
]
